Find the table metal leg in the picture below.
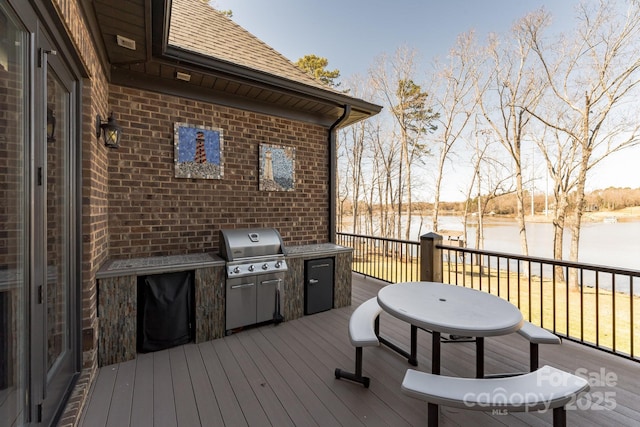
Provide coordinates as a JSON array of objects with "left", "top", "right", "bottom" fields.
[
  {"left": 432, "top": 331, "right": 441, "bottom": 375},
  {"left": 476, "top": 337, "right": 484, "bottom": 378},
  {"left": 378, "top": 325, "right": 418, "bottom": 366},
  {"left": 410, "top": 324, "right": 418, "bottom": 366},
  {"left": 428, "top": 403, "right": 438, "bottom": 426}
]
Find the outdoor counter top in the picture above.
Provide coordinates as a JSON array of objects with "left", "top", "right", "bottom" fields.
[
  {"left": 284, "top": 243, "right": 353, "bottom": 257},
  {"left": 96, "top": 252, "right": 224, "bottom": 279},
  {"left": 96, "top": 243, "right": 352, "bottom": 279}
]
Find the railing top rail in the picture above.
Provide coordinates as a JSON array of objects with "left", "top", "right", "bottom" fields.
[
  {"left": 337, "top": 232, "right": 420, "bottom": 246},
  {"left": 437, "top": 243, "right": 640, "bottom": 277}
]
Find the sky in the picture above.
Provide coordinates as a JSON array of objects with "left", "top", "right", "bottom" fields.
[{"left": 214, "top": 0, "right": 640, "bottom": 201}]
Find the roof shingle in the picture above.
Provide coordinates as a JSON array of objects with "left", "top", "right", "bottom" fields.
[{"left": 168, "top": 0, "right": 341, "bottom": 94}]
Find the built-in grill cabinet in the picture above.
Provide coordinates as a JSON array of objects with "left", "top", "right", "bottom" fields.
[
  {"left": 137, "top": 271, "right": 193, "bottom": 352},
  {"left": 226, "top": 272, "right": 282, "bottom": 330},
  {"left": 304, "top": 257, "right": 334, "bottom": 315},
  {"left": 219, "top": 228, "right": 287, "bottom": 333}
]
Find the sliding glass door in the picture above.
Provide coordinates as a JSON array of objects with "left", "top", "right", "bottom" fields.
[
  {"left": 0, "top": 2, "right": 28, "bottom": 425},
  {"left": 35, "top": 33, "right": 78, "bottom": 425},
  {"left": 1, "top": 1, "right": 80, "bottom": 425}
]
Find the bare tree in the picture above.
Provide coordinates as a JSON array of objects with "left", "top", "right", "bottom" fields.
[
  {"left": 336, "top": 126, "right": 349, "bottom": 233},
  {"left": 524, "top": 0, "right": 640, "bottom": 282},
  {"left": 529, "top": 122, "right": 578, "bottom": 281},
  {"left": 370, "top": 46, "right": 437, "bottom": 239},
  {"left": 430, "top": 31, "right": 482, "bottom": 232},
  {"left": 478, "top": 10, "right": 550, "bottom": 257},
  {"left": 462, "top": 123, "right": 516, "bottom": 251},
  {"left": 370, "top": 121, "right": 401, "bottom": 238},
  {"left": 339, "top": 75, "right": 377, "bottom": 234},
  {"left": 338, "top": 73, "right": 393, "bottom": 237}
]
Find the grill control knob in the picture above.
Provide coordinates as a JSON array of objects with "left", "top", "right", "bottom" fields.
[
  {"left": 248, "top": 265, "right": 255, "bottom": 272},
  {"left": 262, "top": 263, "right": 269, "bottom": 270},
  {"left": 275, "top": 261, "right": 282, "bottom": 268},
  {"left": 233, "top": 266, "right": 240, "bottom": 274}
]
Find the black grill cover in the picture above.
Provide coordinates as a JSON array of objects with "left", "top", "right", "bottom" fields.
[{"left": 138, "top": 271, "right": 192, "bottom": 352}]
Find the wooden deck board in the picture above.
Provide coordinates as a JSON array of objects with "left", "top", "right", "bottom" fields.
[
  {"left": 241, "top": 328, "right": 329, "bottom": 427},
  {"left": 198, "top": 341, "right": 246, "bottom": 426},
  {"left": 259, "top": 322, "right": 361, "bottom": 426},
  {"left": 282, "top": 318, "right": 388, "bottom": 426},
  {"left": 81, "top": 358, "right": 117, "bottom": 426},
  {"left": 169, "top": 346, "right": 201, "bottom": 427},
  {"left": 210, "top": 336, "right": 268, "bottom": 426},
  {"left": 152, "top": 350, "right": 177, "bottom": 427},
  {"left": 105, "top": 358, "right": 135, "bottom": 427},
  {"left": 182, "top": 343, "right": 225, "bottom": 426},
  {"left": 299, "top": 315, "right": 412, "bottom": 427},
  {"left": 225, "top": 334, "right": 295, "bottom": 427},
  {"left": 0, "top": 387, "right": 20, "bottom": 427},
  {"left": 130, "top": 352, "right": 154, "bottom": 427},
  {"left": 79, "top": 274, "right": 640, "bottom": 427}
]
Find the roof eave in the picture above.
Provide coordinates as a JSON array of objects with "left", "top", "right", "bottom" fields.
[{"left": 162, "top": 45, "right": 381, "bottom": 123}]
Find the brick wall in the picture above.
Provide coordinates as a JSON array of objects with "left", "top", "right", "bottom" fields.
[{"left": 107, "top": 85, "right": 331, "bottom": 258}]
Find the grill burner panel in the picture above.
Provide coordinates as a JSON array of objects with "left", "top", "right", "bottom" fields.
[{"left": 226, "top": 257, "right": 287, "bottom": 278}]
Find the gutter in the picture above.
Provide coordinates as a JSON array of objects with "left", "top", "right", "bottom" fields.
[
  {"left": 328, "top": 105, "right": 352, "bottom": 243},
  {"left": 162, "top": 46, "right": 382, "bottom": 119}
]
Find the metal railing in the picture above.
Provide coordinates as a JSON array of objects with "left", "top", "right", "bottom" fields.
[
  {"left": 337, "top": 232, "right": 420, "bottom": 283},
  {"left": 337, "top": 231, "right": 639, "bottom": 362}
]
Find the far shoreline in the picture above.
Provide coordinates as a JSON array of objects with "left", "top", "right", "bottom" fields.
[
  {"left": 503, "top": 206, "right": 640, "bottom": 224},
  {"left": 438, "top": 206, "right": 640, "bottom": 224}
]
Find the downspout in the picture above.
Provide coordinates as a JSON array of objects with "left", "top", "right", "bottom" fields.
[{"left": 328, "top": 105, "right": 351, "bottom": 243}]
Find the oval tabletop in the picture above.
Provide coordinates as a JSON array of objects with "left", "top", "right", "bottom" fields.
[{"left": 377, "top": 282, "right": 523, "bottom": 337}]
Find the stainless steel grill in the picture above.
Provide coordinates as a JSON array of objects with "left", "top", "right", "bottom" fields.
[{"left": 218, "top": 228, "right": 288, "bottom": 332}]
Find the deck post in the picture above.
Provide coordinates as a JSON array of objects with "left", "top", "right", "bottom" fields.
[{"left": 420, "top": 232, "right": 443, "bottom": 283}]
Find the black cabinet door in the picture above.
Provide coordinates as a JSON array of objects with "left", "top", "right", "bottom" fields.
[{"left": 304, "top": 258, "right": 334, "bottom": 315}]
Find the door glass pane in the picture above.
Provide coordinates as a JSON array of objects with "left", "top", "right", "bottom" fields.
[
  {"left": 0, "top": 2, "right": 27, "bottom": 425},
  {"left": 46, "top": 66, "right": 69, "bottom": 377}
]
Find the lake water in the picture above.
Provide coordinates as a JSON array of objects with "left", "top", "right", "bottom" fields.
[
  {"left": 345, "top": 215, "right": 640, "bottom": 294},
  {"left": 433, "top": 216, "right": 640, "bottom": 271}
]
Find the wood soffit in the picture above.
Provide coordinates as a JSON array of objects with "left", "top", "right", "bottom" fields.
[{"left": 86, "top": 0, "right": 381, "bottom": 127}]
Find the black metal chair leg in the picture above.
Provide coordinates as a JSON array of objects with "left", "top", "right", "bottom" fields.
[
  {"left": 476, "top": 337, "right": 484, "bottom": 378},
  {"left": 335, "top": 347, "right": 370, "bottom": 387},
  {"left": 530, "top": 342, "right": 539, "bottom": 371}
]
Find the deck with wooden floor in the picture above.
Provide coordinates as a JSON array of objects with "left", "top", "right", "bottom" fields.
[{"left": 78, "top": 274, "right": 640, "bottom": 426}]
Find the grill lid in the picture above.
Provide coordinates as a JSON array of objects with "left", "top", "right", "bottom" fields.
[{"left": 219, "top": 228, "right": 286, "bottom": 261}]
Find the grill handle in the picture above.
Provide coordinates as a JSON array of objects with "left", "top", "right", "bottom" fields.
[
  {"left": 308, "top": 279, "right": 319, "bottom": 285},
  {"left": 230, "top": 283, "right": 255, "bottom": 289},
  {"left": 260, "top": 279, "right": 282, "bottom": 286}
]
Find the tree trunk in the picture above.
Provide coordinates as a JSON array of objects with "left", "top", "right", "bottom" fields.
[
  {"left": 476, "top": 176, "right": 484, "bottom": 251},
  {"left": 514, "top": 157, "right": 529, "bottom": 256},
  {"left": 568, "top": 103, "right": 593, "bottom": 290},
  {"left": 397, "top": 138, "right": 404, "bottom": 240},
  {"left": 552, "top": 194, "right": 568, "bottom": 283},
  {"left": 432, "top": 147, "right": 447, "bottom": 233},
  {"left": 432, "top": 175, "right": 442, "bottom": 233},
  {"left": 405, "top": 162, "right": 412, "bottom": 240}
]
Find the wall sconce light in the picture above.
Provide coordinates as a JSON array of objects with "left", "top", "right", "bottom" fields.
[
  {"left": 47, "top": 107, "right": 56, "bottom": 142},
  {"left": 96, "top": 113, "right": 122, "bottom": 148}
]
